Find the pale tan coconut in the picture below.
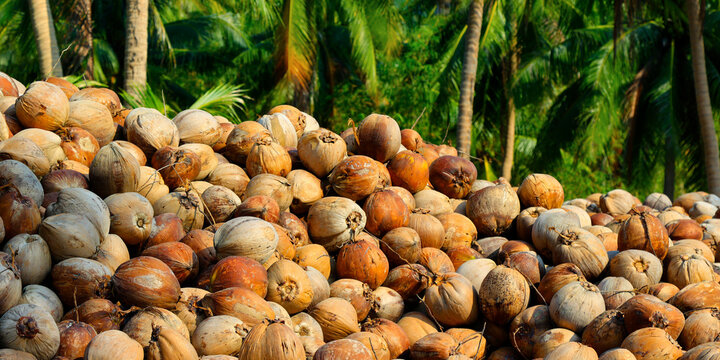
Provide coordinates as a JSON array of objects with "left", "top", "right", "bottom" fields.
[
  {"left": 173, "top": 109, "right": 223, "bottom": 146},
  {"left": 126, "top": 111, "right": 180, "bottom": 156},
  {"left": 179, "top": 143, "right": 219, "bottom": 180},
  {"left": 14, "top": 81, "right": 69, "bottom": 131},
  {"left": 66, "top": 100, "right": 116, "bottom": 146}
]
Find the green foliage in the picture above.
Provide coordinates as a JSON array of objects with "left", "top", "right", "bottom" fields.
[{"left": 2, "top": 0, "right": 720, "bottom": 199}]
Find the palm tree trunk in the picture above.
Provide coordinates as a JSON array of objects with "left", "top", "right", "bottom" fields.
[
  {"left": 123, "top": 0, "right": 149, "bottom": 96},
  {"left": 456, "top": 0, "right": 484, "bottom": 159},
  {"left": 28, "top": 0, "right": 63, "bottom": 77},
  {"left": 686, "top": 0, "right": 720, "bottom": 195},
  {"left": 501, "top": 39, "right": 518, "bottom": 181},
  {"left": 66, "top": 0, "right": 94, "bottom": 79}
]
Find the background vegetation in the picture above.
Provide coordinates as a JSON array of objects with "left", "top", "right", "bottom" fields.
[{"left": 1, "top": 0, "right": 719, "bottom": 199}]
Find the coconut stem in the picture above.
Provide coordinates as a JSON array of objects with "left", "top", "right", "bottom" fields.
[
  {"left": 16, "top": 317, "right": 39, "bottom": 338},
  {"left": 277, "top": 280, "right": 299, "bottom": 301}
]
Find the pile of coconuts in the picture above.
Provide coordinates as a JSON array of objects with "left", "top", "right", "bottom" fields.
[{"left": 2, "top": 72, "right": 720, "bottom": 360}]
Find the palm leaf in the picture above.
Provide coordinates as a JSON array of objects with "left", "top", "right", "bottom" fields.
[
  {"left": 338, "top": 0, "right": 380, "bottom": 97},
  {"left": 189, "top": 84, "right": 250, "bottom": 122},
  {"left": 273, "top": 0, "right": 314, "bottom": 93}
]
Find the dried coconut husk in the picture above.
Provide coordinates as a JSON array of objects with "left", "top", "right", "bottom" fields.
[
  {"left": 222, "top": 121, "right": 272, "bottom": 164},
  {"left": 136, "top": 166, "right": 170, "bottom": 205},
  {"left": 0, "top": 112, "right": 10, "bottom": 141},
  {"left": 179, "top": 143, "right": 218, "bottom": 180},
  {"left": 479, "top": 265, "right": 530, "bottom": 325},
  {"left": 257, "top": 112, "right": 297, "bottom": 148},
  {"left": 202, "top": 287, "right": 275, "bottom": 328},
  {"left": 618, "top": 294, "right": 684, "bottom": 340},
  {"left": 92, "top": 234, "right": 130, "bottom": 272},
  {"left": 0, "top": 186, "right": 42, "bottom": 239},
  {"left": 52, "top": 159, "right": 89, "bottom": 175},
  {"left": 313, "top": 339, "right": 373, "bottom": 360},
  {"left": 122, "top": 307, "right": 189, "bottom": 347},
  {"left": 246, "top": 137, "right": 292, "bottom": 178},
  {"left": 329, "top": 155, "right": 381, "bottom": 201},
  {"left": 39, "top": 213, "right": 101, "bottom": 261},
  {"left": 383, "top": 263, "right": 430, "bottom": 300},
  {"left": 423, "top": 272, "right": 478, "bottom": 327},
  {"left": 15, "top": 81, "right": 69, "bottom": 131},
  {"left": 336, "top": 238, "right": 389, "bottom": 289},
  {"left": 297, "top": 129, "right": 346, "bottom": 178},
  {"left": 307, "top": 196, "right": 367, "bottom": 251},
  {"left": 70, "top": 87, "right": 122, "bottom": 117},
  {"left": 243, "top": 173, "right": 292, "bottom": 211},
  {"left": 142, "top": 241, "right": 199, "bottom": 283},
  {"left": 51, "top": 258, "right": 112, "bottom": 306},
  {"left": 144, "top": 324, "right": 199, "bottom": 360},
  {"left": 45, "top": 77, "right": 77, "bottom": 99},
  {"left": 466, "top": 184, "right": 521, "bottom": 236},
  {"left": 310, "top": 297, "right": 360, "bottom": 342},
  {"left": 153, "top": 190, "right": 205, "bottom": 232},
  {"left": 0, "top": 72, "right": 19, "bottom": 96},
  {"left": 206, "top": 163, "right": 250, "bottom": 198},
  {"left": 428, "top": 155, "right": 476, "bottom": 199},
  {"left": 609, "top": 249, "right": 662, "bottom": 289},
  {"left": 66, "top": 99, "right": 115, "bottom": 146},
  {"left": 517, "top": 174, "right": 564, "bottom": 209},
  {"left": 191, "top": 314, "right": 249, "bottom": 356},
  {"left": 89, "top": 142, "right": 140, "bottom": 198},
  {"left": 112, "top": 256, "right": 181, "bottom": 309},
  {"left": 0, "top": 159, "right": 44, "bottom": 209},
  {"left": 618, "top": 210, "right": 670, "bottom": 260},
  {"left": 13, "top": 128, "right": 66, "bottom": 164},
  {"left": 414, "top": 189, "right": 453, "bottom": 216},
  {"left": 173, "top": 109, "right": 223, "bottom": 146},
  {"left": 269, "top": 104, "right": 306, "bottom": 137},
  {"left": 549, "top": 280, "right": 605, "bottom": 334},
  {"left": 0, "top": 137, "right": 50, "bottom": 177},
  {"left": 84, "top": 330, "right": 143, "bottom": 360},
  {"left": 361, "top": 318, "right": 410, "bottom": 359},
  {"left": 419, "top": 247, "right": 455, "bottom": 274},
  {"left": 214, "top": 216, "right": 279, "bottom": 263},
  {"left": 620, "top": 327, "right": 683, "bottom": 360},
  {"left": 356, "top": 113, "right": 401, "bottom": 163},
  {"left": 212, "top": 122, "right": 235, "bottom": 152},
  {"left": 57, "top": 126, "right": 100, "bottom": 166},
  {"left": 125, "top": 111, "right": 180, "bottom": 156},
  {"left": 150, "top": 146, "right": 201, "bottom": 190},
  {"left": 669, "top": 280, "right": 720, "bottom": 312}
]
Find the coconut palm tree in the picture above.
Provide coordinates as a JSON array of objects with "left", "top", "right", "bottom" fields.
[
  {"left": 456, "top": 0, "right": 483, "bottom": 159},
  {"left": 685, "top": 0, "right": 720, "bottom": 195},
  {"left": 123, "top": 0, "right": 149, "bottom": 96},
  {"left": 27, "top": 0, "right": 62, "bottom": 77},
  {"left": 530, "top": 0, "right": 720, "bottom": 197}
]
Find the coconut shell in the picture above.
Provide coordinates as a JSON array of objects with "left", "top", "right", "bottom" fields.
[
  {"left": 466, "top": 185, "right": 521, "bottom": 236},
  {"left": 112, "top": 256, "right": 181, "bottom": 309},
  {"left": 329, "top": 156, "right": 380, "bottom": 201},
  {"left": 478, "top": 265, "right": 530, "bottom": 325},
  {"left": 15, "top": 81, "right": 69, "bottom": 131},
  {"left": 66, "top": 99, "right": 116, "bottom": 146},
  {"left": 89, "top": 142, "right": 140, "bottom": 198}
]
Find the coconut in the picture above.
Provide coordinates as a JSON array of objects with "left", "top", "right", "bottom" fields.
[
  {"left": 89, "top": 142, "right": 140, "bottom": 198},
  {"left": 0, "top": 137, "right": 50, "bottom": 177},
  {"left": 126, "top": 111, "right": 180, "bottom": 156},
  {"left": 466, "top": 184, "right": 521, "bottom": 236},
  {"left": 257, "top": 113, "right": 297, "bottom": 148},
  {"left": 15, "top": 81, "right": 68, "bottom": 131},
  {"left": 172, "top": 109, "right": 223, "bottom": 146},
  {"left": 65, "top": 100, "right": 116, "bottom": 146}
]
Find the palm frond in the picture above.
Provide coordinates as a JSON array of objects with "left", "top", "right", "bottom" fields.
[
  {"left": 189, "top": 84, "right": 250, "bottom": 122},
  {"left": 364, "top": 0, "right": 405, "bottom": 56},
  {"left": 64, "top": 74, "right": 107, "bottom": 88},
  {"left": 273, "top": 0, "right": 314, "bottom": 94},
  {"left": 338, "top": 0, "right": 380, "bottom": 97},
  {"left": 120, "top": 84, "right": 176, "bottom": 116}
]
